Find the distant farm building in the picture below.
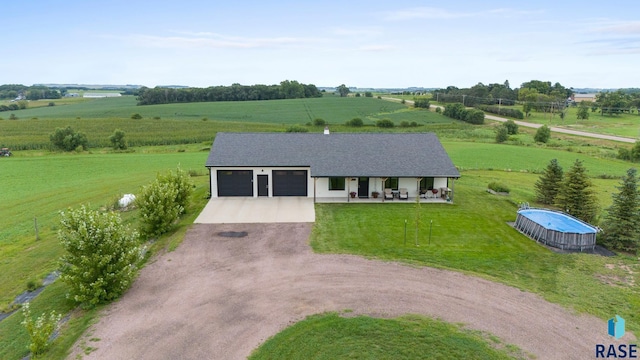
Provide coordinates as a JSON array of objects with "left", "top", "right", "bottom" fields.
[
  {"left": 570, "top": 93, "right": 597, "bottom": 103},
  {"left": 83, "top": 93, "right": 122, "bottom": 98}
]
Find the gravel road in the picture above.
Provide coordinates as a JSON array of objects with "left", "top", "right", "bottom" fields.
[{"left": 69, "top": 223, "right": 631, "bottom": 360}]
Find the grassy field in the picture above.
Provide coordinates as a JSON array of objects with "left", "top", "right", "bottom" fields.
[
  {"left": 249, "top": 313, "right": 526, "bottom": 360},
  {"left": 2, "top": 95, "right": 640, "bottom": 359},
  {"left": 0, "top": 96, "right": 451, "bottom": 150},
  {"left": 480, "top": 104, "right": 640, "bottom": 139},
  {"left": 0, "top": 149, "right": 209, "bottom": 308},
  {"left": 1, "top": 95, "right": 438, "bottom": 124}
]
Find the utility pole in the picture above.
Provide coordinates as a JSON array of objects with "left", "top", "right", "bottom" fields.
[
  {"left": 498, "top": 98, "right": 502, "bottom": 112},
  {"left": 462, "top": 94, "right": 467, "bottom": 106}
]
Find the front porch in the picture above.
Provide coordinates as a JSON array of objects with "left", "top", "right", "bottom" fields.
[{"left": 315, "top": 196, "right": 450, "bottom": 204}]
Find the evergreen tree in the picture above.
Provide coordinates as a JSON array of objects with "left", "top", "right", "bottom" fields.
[
  {"left": 600, "top": 168, "right": 640, "bottom": 253},
  {"left": 555, "top": 159, "right": 599, "bottom": 223},
  {"left": 534, "top": 159, "right": 563, "bottom": 204}
]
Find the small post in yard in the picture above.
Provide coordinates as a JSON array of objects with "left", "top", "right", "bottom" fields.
[
  {"left": 429, "top": 220, "right": 433, "bottom": 245},
  {"left": 34, "top": 216, "right": 39, "bottom": 241},
  {"left": 404, "top": 219, "right": 407, "bottom": 246}
]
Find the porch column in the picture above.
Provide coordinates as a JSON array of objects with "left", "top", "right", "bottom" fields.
[
  {"left": 313, "top": 177, "right": 317, "bottom": 203},
  {"left": 416, "top": 178, "right": 422, "bottom": 200},
  {"left": 347, "top": 178, "right": 351, "bottom": 203},
  {"left": 381, "top": 177, "right": 388, "bottom": 202},
  {"left": 450, "top": 178, "right": 455, "bottom": 202}
]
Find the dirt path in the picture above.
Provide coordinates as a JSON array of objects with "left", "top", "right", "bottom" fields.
[
  {"left": 70, "top": 223, "right": 630, "bottom": 360},
  {"left": 381, "top": 96, "right": 636, "bottom": 143}
]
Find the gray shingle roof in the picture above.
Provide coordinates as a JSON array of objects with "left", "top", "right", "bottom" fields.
[{"left": 206, "top": 132, "right": 460, "bottom": 178}]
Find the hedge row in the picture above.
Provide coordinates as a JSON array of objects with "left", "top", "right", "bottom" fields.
[
  {"left": 442, "top": 103, "right": 484, "bottom": 124},
  {"left": 476, "top": 105, "right": 524, "bottom": 119}
]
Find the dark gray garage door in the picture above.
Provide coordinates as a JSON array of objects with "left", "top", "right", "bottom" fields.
[
  {"left": 273, "top": 170, "right": 307, "bottom": 196},
  {"left": 217, "top": 170, "right": 253, "bottom": 196}
]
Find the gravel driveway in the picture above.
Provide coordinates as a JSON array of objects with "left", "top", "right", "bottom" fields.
[{"left": 70, "top": 223, "right": 630, "bottom": 360}]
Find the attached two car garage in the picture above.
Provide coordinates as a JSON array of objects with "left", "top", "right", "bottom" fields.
[{"left": 216, "top": 169, "right": 308, "bottom": 197}]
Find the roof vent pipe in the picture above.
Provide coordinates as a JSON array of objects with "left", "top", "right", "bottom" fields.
[{"left": 324, "top": 126, "right": 330, "bottom": 135}]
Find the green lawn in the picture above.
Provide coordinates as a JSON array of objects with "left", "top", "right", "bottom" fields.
[
  {"left": 0, "top": 168, "right": 209, "bottom": 360},
  {"left": 310, "top": 172, "right": 639, "bottom": 336},
  {"left": 443, "top": 141, "right": 630, "bottom": 176},
  {"left": 484, "top": 105, "right": 640, "bottom": 139},
  {"left": 249, "top": 313, "right": 526, "bottom": 360},
  {"left": 0, "top": 150, "right": 208, "bottom": 308}
]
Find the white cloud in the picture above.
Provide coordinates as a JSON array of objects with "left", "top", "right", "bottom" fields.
[
  {"left": 384, "top": 7, "right": 542, "bottom": 21},
  {"left": 121, "top": 32, "right": 323, "bottom": 50},
  {"left": 357, "top": 44, "right": 395, "bottom": 52}
]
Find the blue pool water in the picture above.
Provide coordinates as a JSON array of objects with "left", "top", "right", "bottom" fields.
[{"left": 518, "top": 209, "right": 597, "bottom": 234}]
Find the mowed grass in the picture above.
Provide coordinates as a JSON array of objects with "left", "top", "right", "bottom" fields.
[
  {"left": 310, "top": 171, "right": 639, "bottom": 335},
  {"left": 443, "top": 141, "right": 630, "bottom": 176},
  {"left": 0, "top": 182, "right": 210, "bottom": 360},
  {"left": 249, "top": 313, "right": 525, "bottom": 360},
  {"left": 489, "top": 105, "right": 640, "bottom": 138},
  {"left": 0, "top": 150, "right": 208, "bottom": 308}
]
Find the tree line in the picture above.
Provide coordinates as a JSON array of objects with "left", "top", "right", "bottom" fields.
[
  {"left": 0, "top": 84, "right": 62, "bottom": 100},
  {"left": 535, "top": 159, "right": 640, "bottom": 253},
  {"left": 136, "top": 80, "right": 322, "bottom": 105}
]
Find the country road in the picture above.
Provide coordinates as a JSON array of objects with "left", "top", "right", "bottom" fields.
[{"left": 381, "top": 96, "right": 637, "bottom": 144}]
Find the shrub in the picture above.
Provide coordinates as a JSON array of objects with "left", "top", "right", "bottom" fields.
[
  {"left": 313, "top": 118, "right": 326, "bottom": 126},
  {"left": 401, "top": 99, "right": 406, "bottom": 104},
  {"left": 9, "top": 113, "right": 17, "bottom": 120},
  {"left": 465, "top": 110, "right": 485, "bottom": 125},
  {"left": 109, "top": 129, "right": 127, "bottom": 150},
  {"left": 136, "top": 179, "right": 182, "bottom": 238},
  {"left": 21, "top": 303, "right": 62, "bottom": 357},
  {"left": 285, "top": 125, "right": 308, "bottom": 132},
  {"left": 49, "top": 126, "right": 88, "bottom": 151},
  {"left": 495, "top": 125, "right": 508, "bottom": 143},
  {"left": 376, "top": 119, "right": 394, "bottom": 128},
  {"left": 503, "top": 119, "right": 518, "bottom": 134},
  {"left": 345, "top": 117, "right": 363, "bottom": 127},
  {"left": 364, "top": 92, "right": 373, "bottom": 97},
  {"left": 157, "top": 167, "right": 194, "bottom": 212},
  {"left": 355, "top": 93, "right": 361, "bottom": 97},
  {"left": 399, "top": 121, "right": 410, "bottom": 127},
  {"left": 414, "top": 99, "right": 431, "bottom": 109},
  {"left": 435, "top": 107, "right": 441, "bottom": 113},
  {"left": 475, "top": 105, "right": 524, "bottom": 119},
  {"left": 48, "top": 102, "right": 55, "bottom": 107},
  {"left": 488, "top": 182, "right": 510, "bottom": 193},
  {"left": 410, "top": 121, "right": 418, "bottom": 127},
  {"left": 58, "top": 205, "right": 142, "bottom": 308},
  {"left": 131, "top": 113, "right": 142, "bottom": 119},
  {"left": 534, "top": 125, "right": 551, "bottom": 143}
]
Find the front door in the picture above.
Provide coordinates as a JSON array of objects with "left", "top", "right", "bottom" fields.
[
  {"left": 257, "top": 175, "right": 269, "bottom": 196},
  {"left": 358, "top": 177, "right": 369, "bottom": 198}
]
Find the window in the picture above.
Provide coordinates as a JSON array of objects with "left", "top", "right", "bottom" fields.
[
  {"left": 328, "top": 177, "right": 345, "bottom": 190},
  {"left": 384, "top": 177, "right": 399, "bottom": 190},
  {"left": 420, "top": 177, "right": 435, "bottom": 190}
]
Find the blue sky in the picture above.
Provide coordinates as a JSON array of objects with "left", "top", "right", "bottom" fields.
[{"left": 3, "top": 0, "right": 640, "bottom": 89}]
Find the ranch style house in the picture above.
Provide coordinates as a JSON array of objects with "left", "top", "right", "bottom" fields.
[{"left": 205, "top": 131, "right": 460, "bottom": 202}]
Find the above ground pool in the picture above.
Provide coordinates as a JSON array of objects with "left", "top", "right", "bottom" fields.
[{"left": 514, "top": 208, "right": 598, "bottom": 251}]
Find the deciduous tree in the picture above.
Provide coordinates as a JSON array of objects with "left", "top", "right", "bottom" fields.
[
  {"left": 534, "top": 125, "right": 550, "bottom": 143},
  {"left": 59, "top": 205, "right": 142, "bottom": 308},
  {"left": 336, "top": 84, "right": 350, "bottom": 97}
]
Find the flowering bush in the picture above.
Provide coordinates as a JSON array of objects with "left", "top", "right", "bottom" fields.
[{"left": 21, "top": 302, "right": 61, "bottom": 357}]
